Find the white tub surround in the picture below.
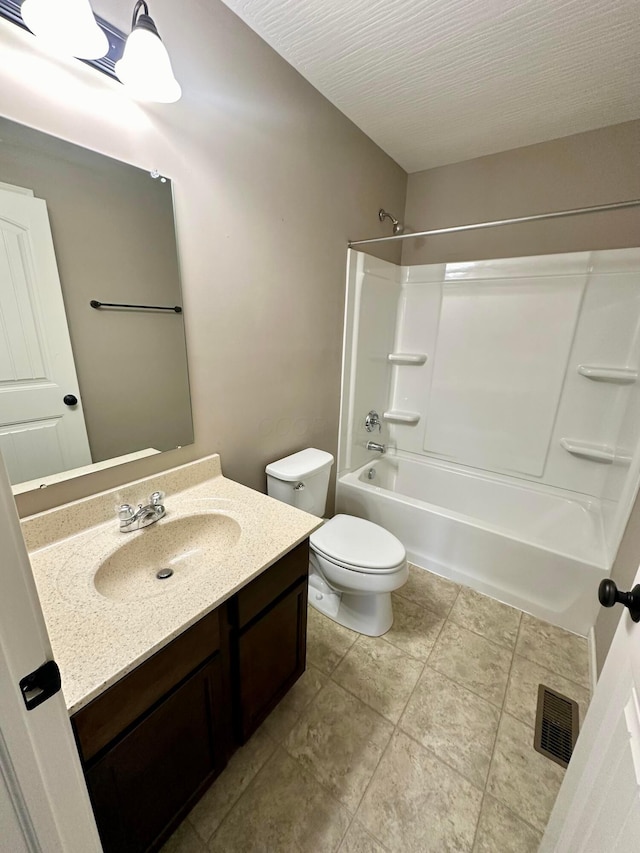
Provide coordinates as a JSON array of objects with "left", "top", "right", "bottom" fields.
[
  {"left": 21, "top": 455, "right": 321, "bottom": 714},
  {"left": 338, "top": 249, "right": 640, "bottom": 635}
]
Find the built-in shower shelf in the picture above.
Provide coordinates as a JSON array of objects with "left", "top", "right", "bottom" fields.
[
  {"left": 387, "top": 353, "right": 428, "bottom": 365},
  {"left": 577, "top": 365, "right": 638, "bottom": 384},
  {"left": 560, "top": 438, "right": 615, "bottom": 463},
  {"left": 383, "top": 410, "right": 421, "bottom": 425}
]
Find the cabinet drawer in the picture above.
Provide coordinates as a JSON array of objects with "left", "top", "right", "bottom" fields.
[
  {"left": 73, "top": 609, "right": 220, "bottom": 762},
  {"left": 232, "top": 540, "right": 308, "bottom": 629}
]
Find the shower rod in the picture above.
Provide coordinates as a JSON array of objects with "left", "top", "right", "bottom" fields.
[{"left": 349, "top": 198, "right": 640, "bottom": 247}]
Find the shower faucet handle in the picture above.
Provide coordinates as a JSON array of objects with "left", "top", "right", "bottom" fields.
[{"left": 365, "top": 411, "right": 382, "bottom": 432}]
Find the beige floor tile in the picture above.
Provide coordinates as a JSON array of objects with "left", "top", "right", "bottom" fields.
[
  {"left": 504, "top": 654, "right": 591, "bottom": 730},
  {"left": 400, "top": 667, "right": 500, "bottom": 788},
  {"left": 285, "top": 681, "right": 393, "bottom": 812},
  {"left": 384, "top": 594, "right": 445, "bottom": 661},
  {"left": 473, "top": 795, "right": 541, "bottom": 853},
  {"left": 307, "top": 607, "right": 359, "bottom": 675},
  {"left": 332, "top": 634, "right": 424, "bottom": 723},
  {"left": 429, "top": 620, "right": 513, "bottom": 707},
  {"left": 450, "top": 587, "right": 522, "bottom": 649},
  {"left": 189, "top": 725, "right": 276, "bottom": 843},
  {"left": 395, "top": 564, "right": 459, "bottom": 617},
  {"left": 339, "top": 820, "right": 388, "bottom": 852},
  {"left": 263, "top": 664, "right": 328, "bottom": 743},
  {"left": 515, "top": 614, "right": 589, "bottom": 688},
  {"left": 357, "top": 730, "right": 483, "bottom": 852},
  {"left": 487, "top": 713, "right": 565, "bottom": 833},
  {"left": 209, "top": 747, "right": 351, "bottom": 853},
  {"left": 161, "top": 820, "right": 206, "bottom": 853}
]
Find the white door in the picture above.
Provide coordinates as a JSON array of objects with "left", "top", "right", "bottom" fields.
[
  {"left": 0, "top": 186, "right": 92, "bottom": 485},
  {"left": 541, "top": 574, "right": 640, "bottom": 850},
  {"left": 0, "top": 453, "right": 101, "bottom": 851}
]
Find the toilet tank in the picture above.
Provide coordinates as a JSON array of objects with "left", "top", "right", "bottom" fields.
[{"left": 266, "top": 448, "right": 334, "bottom": 516}]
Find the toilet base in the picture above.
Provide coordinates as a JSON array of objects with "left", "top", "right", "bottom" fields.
[
  {"left": 308, "top": 574, "right": 341, "bottom": 620},
  {"left": 308, "top": 573, "right": 393, "bottom": 636}
]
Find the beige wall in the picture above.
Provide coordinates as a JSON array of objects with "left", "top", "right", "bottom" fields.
[
  {"left": 1, "top": 0, "right": 405, "bottom": 518},
  {"left": 0, "top": 117, "right": 193, "bottom": 466},
  {"left": 402, "top": 120, "right": 640, "bottom": 265}
]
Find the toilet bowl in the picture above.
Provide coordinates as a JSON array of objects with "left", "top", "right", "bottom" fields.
[
  {"left": 308, "top": 514, "right": 408, "bottom": 635},
  {"left": 265, "top": 449, "right": 408, "bottom": 636}
]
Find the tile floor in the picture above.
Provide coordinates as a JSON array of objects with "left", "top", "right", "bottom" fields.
[{"left": 162, "top": 564, "right": 591, "bottom": 853}]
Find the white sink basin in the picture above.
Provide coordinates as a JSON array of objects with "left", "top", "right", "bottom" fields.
[{"left": 92, "top": 512, "right": 242, "bottom": 602}]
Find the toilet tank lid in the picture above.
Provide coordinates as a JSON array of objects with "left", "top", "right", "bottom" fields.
[{"left": 265, "top": 448, "right": 334, "bottom": 481}]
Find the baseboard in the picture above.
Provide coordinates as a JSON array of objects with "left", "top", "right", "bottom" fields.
[{"left": 587, "top": 626, "right": 598, "bottom": 694}]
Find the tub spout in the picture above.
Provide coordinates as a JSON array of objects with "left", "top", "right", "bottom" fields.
[{"left": 366, "top": 441, "right": 386, "bottom": 454}]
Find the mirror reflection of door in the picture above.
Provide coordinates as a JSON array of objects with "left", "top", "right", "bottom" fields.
[{"left": 0, "top": 185, "right": 92, "bottom": 484}]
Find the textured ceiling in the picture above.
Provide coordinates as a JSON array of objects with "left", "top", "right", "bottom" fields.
[{"left": 218, "top": 0, "right": 640, "bottom": 172}]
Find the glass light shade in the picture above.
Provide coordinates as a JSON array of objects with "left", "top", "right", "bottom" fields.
[
  {"left": 115, "top": 27, "right": 181, "bottom": 103},
  {"left": 21, "top": 0, "right": 109, "bottom": 60}
]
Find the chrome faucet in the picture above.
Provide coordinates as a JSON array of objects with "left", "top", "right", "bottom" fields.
[
  {"left": 118, "top": 491, "right": 166, "bottom": 532},
  {"left": 366, "top": 441, "right": 386, "bottom": 454},
  {"left": 365, "top": 410, "right": 382, "bottom": 432}
]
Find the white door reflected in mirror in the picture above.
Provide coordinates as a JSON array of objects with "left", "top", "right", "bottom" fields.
[{"left": 0, "top": 186, "right": 92, "bottom": 484}]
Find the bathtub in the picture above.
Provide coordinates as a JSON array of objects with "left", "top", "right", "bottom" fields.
[{"left": 336, "top": 453, "right": 609, "bottom": 636}]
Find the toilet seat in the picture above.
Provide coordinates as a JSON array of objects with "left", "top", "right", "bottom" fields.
[{"left": 310, "top": 514, "right": 406, "bottom": 573}]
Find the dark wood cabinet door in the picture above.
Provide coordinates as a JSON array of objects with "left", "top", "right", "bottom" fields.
[
  {"left": 236, "top": 578, "right": 307, "bottom": 742},
  {"left": 86, "top": 656, "right": 225, "bottom": 853}
]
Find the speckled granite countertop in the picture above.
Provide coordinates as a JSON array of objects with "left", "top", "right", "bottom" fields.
[{"left": 21, "top": 455, "right": 321, "bottom": 715}]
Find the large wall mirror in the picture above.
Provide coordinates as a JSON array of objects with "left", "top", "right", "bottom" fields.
[{"left": 0, "top": 116, "right": 193, "bottom": 492}]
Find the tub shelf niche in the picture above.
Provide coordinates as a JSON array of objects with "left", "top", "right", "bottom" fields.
[
  {"left": 387, "top": 353, "right": 428, "bottom": 365},
  {"left": 577, "top": 365, "right": 638, "bottom": 384},
  {"left": 383, "top": 410, "right": 421, "bottom": 425}
]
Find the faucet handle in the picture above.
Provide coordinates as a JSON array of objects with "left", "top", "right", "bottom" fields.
[
  {"left": 365, "top": 410, "right": 382, "bottom": 433},
  {"left": 118, "top": 504, "right": 135, "bottom": 521},
  {"left": 149, "top": 491, "right": 165, "bottom": 507}
]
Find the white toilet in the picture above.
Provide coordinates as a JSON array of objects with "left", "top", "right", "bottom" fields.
[{"left": 266, "top": 448, "right": 408, "bottom": 636}]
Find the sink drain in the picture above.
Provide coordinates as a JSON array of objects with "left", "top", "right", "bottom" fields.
[{"left": 156, "top": 568, "right": 174, "bottom": 580}]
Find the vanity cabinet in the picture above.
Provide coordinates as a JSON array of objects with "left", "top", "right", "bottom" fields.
[
  {"left": 71, "top": 540, "right": 309, "bottom": 853},
  {"left": 84, "top": 658, "right": 225, "bottom": 853},
  {"left": 230, "top": 541, "right": 308, "bottom": 742}
]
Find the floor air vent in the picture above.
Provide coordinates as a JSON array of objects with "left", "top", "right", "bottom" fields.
[{"left": 534, "top": 685, "right": 579, "bottom": 768}]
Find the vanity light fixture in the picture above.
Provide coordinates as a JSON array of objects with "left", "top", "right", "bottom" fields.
[
  {"left": 115, "top": 0, "right": 181, "bottom": 103},
  {"left": 20, "top": 0, "right": 108, "bottom": 59}
]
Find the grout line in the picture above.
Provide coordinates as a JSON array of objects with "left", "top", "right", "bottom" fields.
[
  {"left": 396, "top": 717, "right": 486, "bottom": 793},
  {"left": 486, "top": 787, "right": 548, "bottom": 839},
  {"left": 188, "top": 729, "right": 279, "bottom": 846},
  {"left": 509, "top": 650, "right": 592, "bottom": 698},
  {"left": 471, "top": 641, "right": 520, "bottom": 851},
  {"left": 327, "top": 660, "right": 415, "bottom": 727},
  {"left": 393, "top": 589, "right": 454, "bottom": 624},
  {"left": 397, "top": 569, "right": 524, "bottom": 652},
  {"left": 513, "top": 646, "right": 591, "bottom": 692},
  {"left": 203, "top": 744, "right": 283, "bottom": 847},
  {"left": 343, "top": 717, "right": 399, "bottom": 851},
  {"left": 469, "top": 789, "right": 488, "bottom": 851},
  {"left": 280, "top": 666, "right": 397, "bottom": 840}
]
